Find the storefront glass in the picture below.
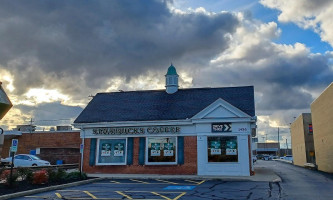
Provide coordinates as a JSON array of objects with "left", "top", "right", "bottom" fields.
[
  {"left": 96, "top": 138, "right": 127, "bottom": 165},
  {"left": 207, "top": 136, "right": 238, "bottom": 162},
  {"left": 146, "top": 137, "right": 177, "bottom": 164}
]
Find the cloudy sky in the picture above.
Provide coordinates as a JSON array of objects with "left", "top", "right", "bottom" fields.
[{"left": 0, "top": 0, "right": 332, "bottom": 147}]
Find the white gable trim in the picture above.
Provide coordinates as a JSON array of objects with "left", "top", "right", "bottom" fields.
[{"left": 191, "top": 98, "right": 251, "bottom": 120}]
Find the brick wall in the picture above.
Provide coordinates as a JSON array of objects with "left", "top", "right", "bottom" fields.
[
  {"left": 83, "top": 136, "right": 197, "bottom": 175},
  {"left": 1, "top": 131, "right": 81, "bottom": 164}
]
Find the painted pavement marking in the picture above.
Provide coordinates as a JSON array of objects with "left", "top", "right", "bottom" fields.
[
  {"left": 83, "top": 191, "right": 98, "bottom": 199},
  {"left": 55, "top": 192, "right": 62, "bottom": 198},
  {"left": 24, "top": 191, "right": 186, "bottom": 200},
  {"left": 116, "top": 191, "right": 133, "bottom": 199},
  {"left": 184, "top": 180, "right": 205, "bottom": 185},
  {"left": 110, "top": 180, "right": 121, "bottom": 183},
  {"left": 155, "top": 179, "right": 179, "bottom": 185},
  {"left": 164, "top": 185, "right": 196, "bottom": 190},
  {"left": 151, "top": 191, "right": 172, "bottom": 200},
  {"left": 130, "top": 179, "right": 150, "bottom": 184}
]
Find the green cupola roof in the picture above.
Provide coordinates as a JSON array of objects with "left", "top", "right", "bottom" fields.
[{"left": 166, "top": 64, "right": 178, "bottom": 75}]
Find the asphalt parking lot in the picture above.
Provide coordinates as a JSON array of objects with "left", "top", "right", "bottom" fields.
[{"left": 12, "top": 178, "right": 275, "bottom": 200}]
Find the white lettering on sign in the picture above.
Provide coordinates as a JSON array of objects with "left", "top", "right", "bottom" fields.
[
  {"left": 211, "top": 149, "right": 221, "bottom": 155},
  {"left": 212, "top": 123, "right": 232, "bottom": 132},
  {"left": 93, "top": 126, "right": 181, "bottom": 135},
  {"left": 164, "top": 150, "right": 174, "bottom": 156},
  {"left": 114, "top": 150, "right": 124, "bottom": 157},
  {"left": 238, "top": 128, "right": 247, "bottom": 132},
  {"left": 226, "top": 149, "right": 237, "bottom": 155},
  {"left": 151, "top": 150, "right": 160, "bottom": 156}
]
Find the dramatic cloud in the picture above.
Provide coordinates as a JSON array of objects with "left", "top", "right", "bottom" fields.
[
  {"left": 260, "top": 0, "right": 333, "bottom": 47},
  {"left": 191, "top": 13, "right": 333, "bottom": 144},
  {"left": 0, "top": 0, "right": 239, "bottom": 100},
  {"left": 0, "top": 0, "right": 332, "bottom": 145}
]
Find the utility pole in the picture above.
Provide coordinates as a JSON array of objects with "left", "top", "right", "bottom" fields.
[
  {"left": 278, "top": 127, "right": 280, "bottom": 157},
  {"left": 29, "top": 118, "right": 34, "bottom": 133},
  {"left": 286, "top": 139, "right": 288, "bottom": 156},
  {"left": 262, "top": 136, "right": 265, "bottom": 154}
]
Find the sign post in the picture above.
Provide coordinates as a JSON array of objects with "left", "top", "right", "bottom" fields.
[{"left": 9, "top": 139, "right": 18, "bottom": 187}]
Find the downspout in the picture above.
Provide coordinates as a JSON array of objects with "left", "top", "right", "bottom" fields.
[{"left": 80, "top": 126, "right": 85, "bottom": 174}]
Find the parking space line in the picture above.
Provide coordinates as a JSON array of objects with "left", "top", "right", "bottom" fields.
[
  {"left": 155, "top": 179, "right": 179, "bottom": 184},
  {"left": 83, "top": 191, "right": 98, "bottom": 199},
  {"left": 116, "top": 191, "right": 133, "bottom": 199},
  {"left": 174, "top": 192, "right": 187, "bottom": 200},
  {"left": 151, "top": 192, "right": 172, "bottom": 200},
  {"left": 55, "top": 192, "right": 62, "bottom": 198},
  {"left": 130, "top": 179, "right": 149, "bottom": 184},
  {"left": 110, "top": 180, "right": 121, "bottom": 183},
  {"left": 184, "top": 180, "right": 205, "bottom": 185}
]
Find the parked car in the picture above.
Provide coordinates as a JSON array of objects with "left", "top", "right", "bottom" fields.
[
  {"left": 263, "top": 155, "right": 272, "bottom": 161},
  {"left": 0, "top": 158, "right": 11, "bottom": 167},
  {"left": 284, "top": 155, "right": 293, "bottom": 161},
  {"left": 257, "top": 154, "right": 264, "bottom": 160},
  {"left": 3, "top": 154, "right": 50, "bottom": 167}
]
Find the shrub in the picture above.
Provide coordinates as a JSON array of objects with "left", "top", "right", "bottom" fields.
[
  {"left": 1, "top": 169, "right": 18, "bottom": 186},
  {"left": 32, "top": 169, "right": 48, "bottom": 185},
  {"left": 46, "top": 168, "right": 57, "bottom": 183},
  {"left": 66, "top": 171, "right": 87, "bottom": 181},
  {"left": 17, "top": 167, "right": 33, "bottom": 181},
  {"left": 55, "top": 168, "right": 67, "bottom": 182},
  {"left": 0, "top": 169, "right": 11, "bottom": 181}
]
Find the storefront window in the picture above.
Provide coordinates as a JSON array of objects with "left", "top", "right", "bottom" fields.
[
  {"left": 96, "top": 138, "right": 127, "bottom": 165},
  {"left": 207, "top": 136, "right": 238, "bottom": 162},
  {"left": 146, "top": 137, "right": 177, "bottom": 164}
]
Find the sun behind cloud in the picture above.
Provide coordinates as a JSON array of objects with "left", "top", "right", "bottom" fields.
[{"left": 23, "top": 88, "right": 70, "bottom": 105}]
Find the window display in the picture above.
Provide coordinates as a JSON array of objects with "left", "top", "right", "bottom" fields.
[
  {"left": 97, "top": 138, "right": 127, "bottom": 165},
  {"left": 147, "top": 137, "right": 177, "bottom": 164},
  {"left": 207, "top": 136, "right": 238, "bottom": 162}
]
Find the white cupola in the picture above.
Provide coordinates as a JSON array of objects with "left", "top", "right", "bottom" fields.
[{"left": 165, "top": 64, "right": 179, "bottom": 94}]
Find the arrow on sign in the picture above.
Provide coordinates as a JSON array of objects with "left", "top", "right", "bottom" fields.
[
  {"left": 225, "top": 123, "right": 231, "bottom": 132},
  {"left": 212, "top": 123, "right": 232, "bottom": 132}
]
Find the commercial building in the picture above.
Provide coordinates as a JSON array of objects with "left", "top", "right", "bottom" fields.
[
  {"left": 255, "top": 143, "right": 279, "bottom": 156},
  {"left": 74, "top": 65, "right": 257, "bottom": 176},
  {"left": 290, "top": 113, "right": 315, "bottom": 167},
  {"left": 1, "top": 127, "right": 81, "bottom": 165},
  {"left": 311, "top": 83, "right": 333, "bottom": 173}
]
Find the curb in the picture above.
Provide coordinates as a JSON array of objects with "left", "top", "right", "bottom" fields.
[{"left": 0, "top": 177, "right": 105, "bottom": 200}]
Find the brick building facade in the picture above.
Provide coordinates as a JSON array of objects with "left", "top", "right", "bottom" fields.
[
  {"left": 1, "top": 131, "right": 81, "bottom": 165},
  {"left": 82, "top": 137, "right": 197, "bottom": 175}
]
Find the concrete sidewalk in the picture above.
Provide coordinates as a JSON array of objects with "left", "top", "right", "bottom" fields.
[{"left": 87, "top": 165, "right": 281, "bottom": 182}]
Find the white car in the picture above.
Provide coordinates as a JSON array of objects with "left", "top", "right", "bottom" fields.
[
  {"left": 4, "top": 154, "right": 51, "bottom": 167},
  {"left": 284, "top": 155, "right": 293, "bottom": 161}
]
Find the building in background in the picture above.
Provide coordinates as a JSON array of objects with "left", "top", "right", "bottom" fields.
[
  {"left": 290, "top": 113, "right": 315, "bottom": 167},
  {"left": 311, "top": 83, "right": 333, "bottom": 173},
  {"left": 255, "top": 142, "right": 279, "bottom": 156},
  {"left": 1, "top": 126, "right": 80, "bottom": 165}
]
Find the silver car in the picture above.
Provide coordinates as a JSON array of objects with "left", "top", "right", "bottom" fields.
[{"left": 4, "top": 154, "right": 51, "bottom": 167}]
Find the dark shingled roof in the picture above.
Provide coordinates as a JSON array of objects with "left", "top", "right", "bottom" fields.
[{"left": 74, "top": 86, "right": 255, "bottom": 123}]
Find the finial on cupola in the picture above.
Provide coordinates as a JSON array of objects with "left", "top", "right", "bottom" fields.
[{"left": 165, "top": 63, "right": 179, "bottom": 94}]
